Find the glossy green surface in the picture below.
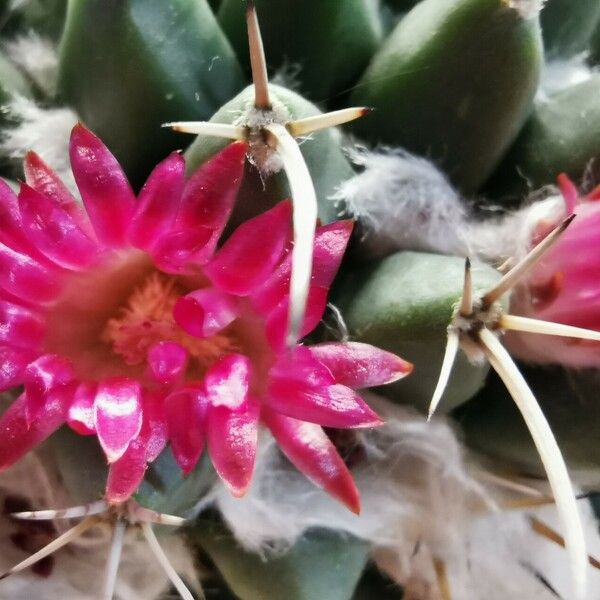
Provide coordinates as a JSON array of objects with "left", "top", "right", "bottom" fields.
[
  {"left": 350, "top": 0, "right": 543, "bottom": 193},
  {"left": 335, "top": 251, "right": 505, "bottom": 413},
  {"left": 218, "top": 0, "right": 382, "bottom": 101},
  {"left": 185, "top": 83, "right": 355, "bottom": 225},
  {"left": 58, "top": 0, "right": 244, "bottom": 187},
  {"left": 191, "top": 521, "right": 369, "bottom": 600}
]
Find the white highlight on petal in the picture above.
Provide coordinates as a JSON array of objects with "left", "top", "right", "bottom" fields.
[
  {"left": 478, "top": 328, "right": 587, "bottom": 600},
  {"left": 266, "top": 123, "right": 317, "bottom": 348}
]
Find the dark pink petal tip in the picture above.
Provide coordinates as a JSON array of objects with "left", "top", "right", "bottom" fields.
[
  {"left": 208, "top": 398, "right": 259, "bottom": 497},
  {"left": 204, "top": 200, "right": 292, "bottom": 296},
  {"left": 0, "top": 393, "right": 68, "bottom": 470},
  {"left": 264, "top": 410, "right": 361, "bottom": 514},
  {"left": 105, "top": 436, "right": 148, "bottom": 504},
  {"left": 93, "top": 378, "right": 143, "bottom": 463},
  {"left": 164, "top": 386, "right": 207, "bottom": 475},
  {"left": 309, "top": 342, "right": 413, "bottom": 389},
  {"left": 69, "top": 123, "right": 135, "bottom": 248},
  {"left": 173, "top": 289, "right": 238, "bottom": 338},
  {"left": 267, "top": 378, "right": 383, "bottom": 429},
  {"left": 147, "top": 341, "right": 188, "bottom": 386},
  {"left": 129, "top": 152, "right": 185, "bottom": 251}
]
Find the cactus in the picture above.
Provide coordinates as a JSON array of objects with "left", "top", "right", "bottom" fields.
[{"left": 0, "top": 1, "right": 599, "bottom": 599}]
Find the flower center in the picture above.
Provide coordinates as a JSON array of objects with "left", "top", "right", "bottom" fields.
[
  {"left": 101, "top": 271, "right": 239, "bottom": 371},
  {"left": 44, "top": 252, "right": 273, "bottom": 386}
]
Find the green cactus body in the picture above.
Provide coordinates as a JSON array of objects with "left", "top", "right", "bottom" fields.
[
  {"left": 541, "top": 0, "right": 600, "bottom": 58},
  {"left": 217, "top": 0, "right": 382, "bottom": 101},
  {"left": 488, "top": 75, "right": 600, "bottom": 201},
  {"left": 457, "top": 365, "right": 600, "bottom": 489},
  {"left": 591, "top": 19, "right": 600, "bottom": 64},
  {"left": 135, "top": 451, "right": 216, "bottom": 516},
  {"left": 350, "top": 0, "right": 543, "bottom": 193},
  {"left": 334, "top": 251, "right": 505, "bottom": 414},
  {"left": 58, "top": 0, "right": 244, "bottom": 187},
  {"left": 185, "top": 83, "right": 355, "bottom": 225},
  {"left": 190, "top": 521, "right": 369, "bottom": 600}
]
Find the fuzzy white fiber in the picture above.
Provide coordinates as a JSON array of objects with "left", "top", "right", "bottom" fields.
[
  {"left": 0, "top": 453, "right": 198, "bottom": 600},
  {"left": 507, "top": 0, "right": 546, "bottom": 19},
  {"left": 540, "top": 56, "right": 596, "bottom": 98},
  {"left": 0, "top": 96, "right": 79, "bottom": 191},
  {"left": 4, "top": 32, "right": 59, "bottom": 97},
  {"left": 200, "top": 394, "right": 488, "bottom": 558},
  {"left": 201, "top": 392, "right": 600, "bottom": 599},
  {"left": 335, "top": 147, "right": 470, "bottom": 259},
  {"left": 335, "top": 147, "right": 565, "bottom": 266},
  {"left": 443, "top": 500, "right": 600, "bottom": 600}
]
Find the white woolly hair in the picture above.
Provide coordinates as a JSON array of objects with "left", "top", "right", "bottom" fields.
[
  {"left": 506, "top": 0, "right": 546, "bottom": 19},
  {"left": 1, "top": 96, "right": 79, "bottom": 192},
  {"left": 334, "top": 147, "right": 471, "bottom": 259},
  {"left": 540, "top": 55, "right": 596, "bottom": 99},
  {"left": 3, "top": 32, "right": 59, "bottom": 97},
  {"left": 0, "top": 453, "right": 198, "bottom": 600},
  {"left": 442, "top": 499, "right": 600, "bottom": 600},
  {"left": 333, "top": 146, "right": 567, "bottom": 266},
  {"left": 199, "top": 394, "right": 489, "bottom": 562}
]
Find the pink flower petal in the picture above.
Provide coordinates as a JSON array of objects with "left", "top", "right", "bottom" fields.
[
  {"left": 173, "top": 289, "right": 238, "bottom": 338},
  {"left": 147, "top": 341, "right": 188, "bottom": 387},
  {"left": 175, "top": 141, "right": 247, "bottom": 258},
  {"left": 0, "top": 241, "right": 63, "bottom": 304},
  {"left": 208, "top": 396, "right": 259, "bottom": 496},
  {"left": 267, "top": 379, "right": 382, "bottom": 429},
  {"left": 140, "top": 391, "right": 168, "bottom": 463},
  {"left": 24, "top": 354, "right": 76, "bottom": 421},
  {"left": 106, "top": 434, "right": 148, "bottom": 504},
  {"left": 164, "top": 385, "right": 207, "bottom": 474},
  {"left": 204, "top": 354, "right": 251, "bottom": 409},
  {"left": 270, "top": 345, "right": 335, "bottom": 387},
  {"left": 106, "top": 391, "right": 169, "bottom": 502},
  {"left": 263, "top": 409, "right": 360, "bottom": 513},
  {"left": 0, "top": 300, "right": 45, "bottom": 349},
  {"left": 252, "top": 220, "right": 353, "bottom": 315},
  {"left": 309, "top": 342, "right": 413, "bottom": 389},
  {"left": 0, "top": 180, "right": 35, "bottom": 255},
  {"left": 557, "top": 173, "right": 578, "bottom": 214},
  {"left": 266, "top": 286, "right": 328, "bottom": 351},
  {"left": 153, "top": 141, "right": 247, "bottom": 272},
  {"left": 93, "top": 378, "right": 143, "bottom": 463},
  {"left": 69, "top": 124, "right": 135, "bottom": 247},
  {"left": 0, "top": 392, "right": 69, "bottom": 469},
  {"left": 24, "top": 151, "right": 80, "bottom": 215},
  {"left": 67, "top": 382, "right": 97, "bottom": 435},
  {"left": 0, "top": 345, "right": 34, "bottom": 391},
  {"left": 128, "top": 152, "right": 185, "bottom": 251},
  {"left": 310, "top": 220, "right": 354, "bottom": 288},
  {"left": 204, "top": 201, "right": 292, "bottom": 295},
  {"left": 18, "top": 183, "right": 100, "bottom": 270},
  {"left": 151, "top": 227, "right": 214, "bottom": 273}
]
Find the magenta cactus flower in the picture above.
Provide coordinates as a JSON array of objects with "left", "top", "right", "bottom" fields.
[
  {"left": 0, "top": 124, "right": 411, "bottom": 513},
  {"left": 507, "top": 174, "right": 600, "bottom": 367}
]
